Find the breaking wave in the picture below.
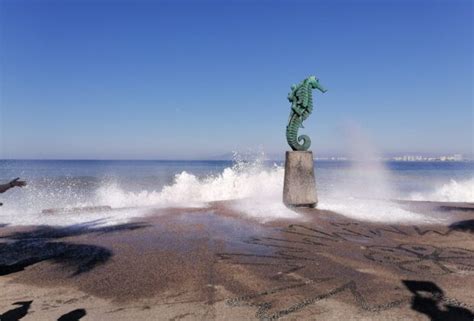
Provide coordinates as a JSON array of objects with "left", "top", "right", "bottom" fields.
[
  {"left": 0, "top": 157, "right": 299, "bottom": 226},
  {"left": 409, "top": 178, "right": 474, "bottom": 203},
  {"left": 95, "top": 160, "right": 299, "bottom": 222},
  {"left": 0, "top": 153, "right": 471, "bottom": 227}
]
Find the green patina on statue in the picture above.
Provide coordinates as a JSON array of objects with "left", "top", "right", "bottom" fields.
[{"left": 286, "top": 76, "right": 327, "bottom": 151}]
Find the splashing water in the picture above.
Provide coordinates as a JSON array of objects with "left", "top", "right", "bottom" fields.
[
  {"left": 410, "top": 178, "right": 474, "bottom": 203},
  {"left": 0, "top": 150, "right": 471, "bottom": 226},
  {"left": 0, "top": 156, "right": 298, "bottom": 226},
  {"left": 317, "top": 124, "right": 440, "bottom": 224},
  {"left": 95, "top": 160, "right": 298, "bottom": 222}
]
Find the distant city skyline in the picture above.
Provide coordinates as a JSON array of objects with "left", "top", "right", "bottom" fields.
[{"left": 0, "top": 0, "right": 472, "bottom": 159}]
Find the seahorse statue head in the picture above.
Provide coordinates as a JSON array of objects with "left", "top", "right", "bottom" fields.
[{"left": 307, "top": 76, "right": 327, "bottom": 93}]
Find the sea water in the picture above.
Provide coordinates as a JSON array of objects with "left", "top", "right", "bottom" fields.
[{"left": 0, "top": 158, "right": 472, "bottom": 226}]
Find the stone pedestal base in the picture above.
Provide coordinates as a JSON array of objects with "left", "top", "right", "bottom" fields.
[{"left": 283, "top": 151, "right": 318, "bottom": 208}]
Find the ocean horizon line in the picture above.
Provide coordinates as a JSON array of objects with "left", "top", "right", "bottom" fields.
[{"left": 0, "top": 158, "right": 472, "bottom": 162}]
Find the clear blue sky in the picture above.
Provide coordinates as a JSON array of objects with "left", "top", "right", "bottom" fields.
[{"left": 0, "top": 0, "right": 472, "bottom": 159}]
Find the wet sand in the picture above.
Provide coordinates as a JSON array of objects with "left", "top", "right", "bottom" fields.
[{"left": 0, "top": 201, "right": 473, "bottom": 320}]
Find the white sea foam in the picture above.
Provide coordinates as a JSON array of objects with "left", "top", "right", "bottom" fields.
[
  {"left": 320, "top": 177, "right": 474, "bottom": 224},
  {"left": 0, "top": 156, "right": 298, "bottom": 226},
  {"left": 1, "top": 150, "right": 470, "bottom": 227},
  {"left": 409, "top": 178, "right": 474, "bottom": 203},
  {"left": 318, "top": 199, "right": 437, "bottom": 223},
  {"left": 0, "top": 207, "right": 149, "bottom": 227},
  {"left": 95, "top": 159, "right": 299, "bottom": 222},
  {"left": 317, "top": 124, "right": 440, "bottom": 224}
]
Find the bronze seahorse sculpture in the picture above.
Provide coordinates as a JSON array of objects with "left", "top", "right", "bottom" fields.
[{"left": 286, "top": 76, "right": 327, "bottom": 151}]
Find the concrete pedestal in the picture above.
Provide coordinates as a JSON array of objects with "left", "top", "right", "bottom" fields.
[{"left": 283, "top": 151, "right": 318, "bottom": 208}]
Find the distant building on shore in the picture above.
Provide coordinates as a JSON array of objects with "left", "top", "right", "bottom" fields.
[
  {"left": 312, "top": 154, "right": 468, "bottom": 162},
  {"left": 392, "top": 154, "right": 465, "bottom": 162}
]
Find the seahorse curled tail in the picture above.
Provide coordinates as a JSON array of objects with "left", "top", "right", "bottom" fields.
[{"left": 286, "top": 114, "right": 311, "bottom": 151}]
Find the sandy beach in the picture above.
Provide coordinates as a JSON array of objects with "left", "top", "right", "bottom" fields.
[{"left": 0, "top": 201, "right": 473, "bottom": 321}]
